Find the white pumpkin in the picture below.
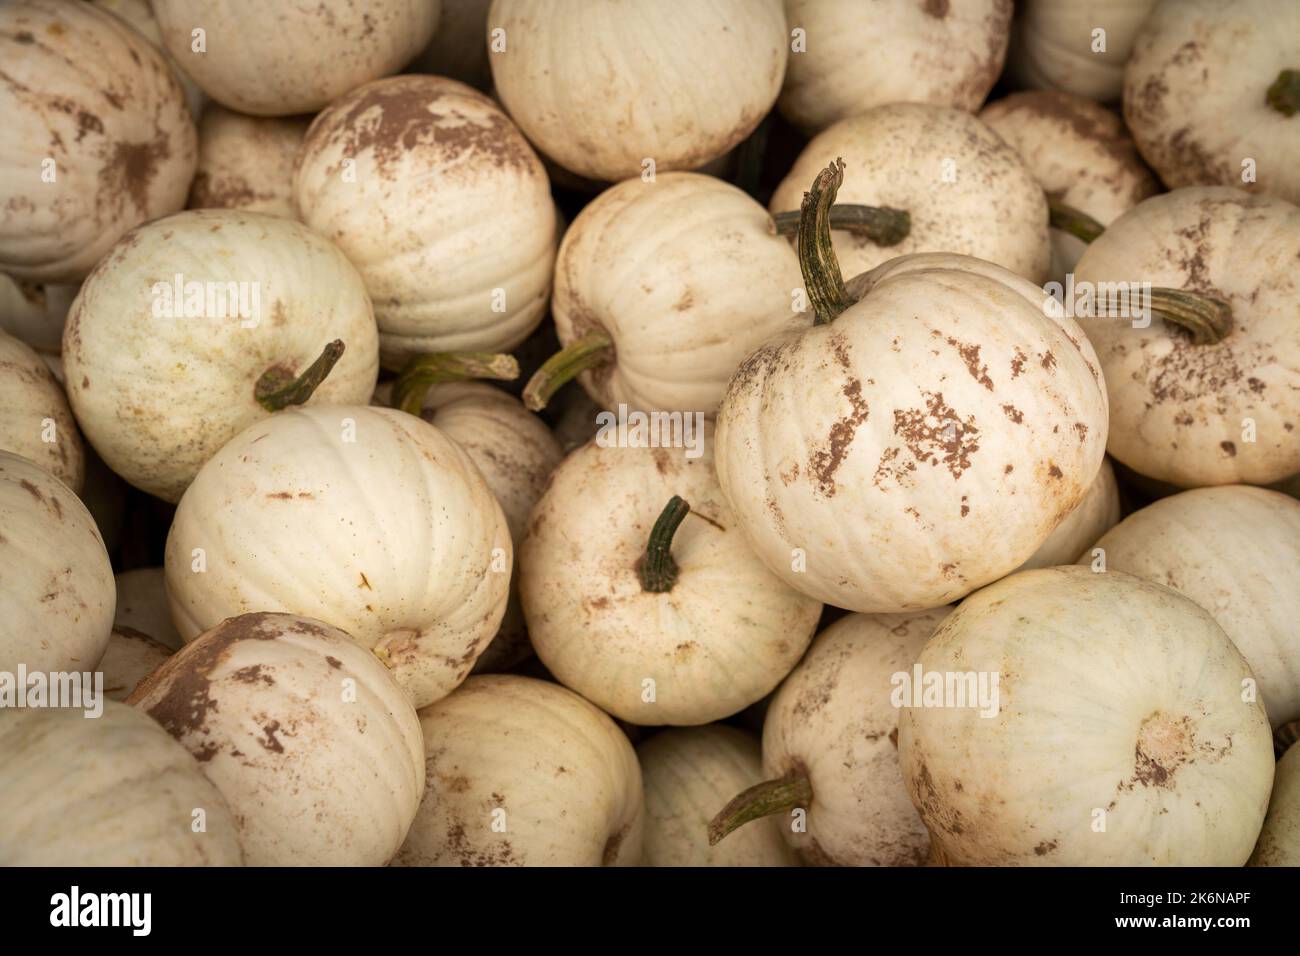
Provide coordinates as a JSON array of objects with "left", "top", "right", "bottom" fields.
[
  {"left": 409, "top": 0, "right": 492, "bottom": 89},
  {"left": 189, "top": 105, "right": 310, "bottom": 219},
  {"left": 392, "top": 674, "right": 644, "bottom": 866},
  {"left": 151, "top": 0, "right": 439, "bottom": 116},
  {"left": 770, "top": 103, "right": 1051, "bottom": 283},
  {"left": 0, "top": 273, "right": 78, "bottom": 355},
  {"left": 0, "top": 451, "right": 114, "bottom": 674},
  {"left": 1018, "top": 456, "right": 1120, "bottom": 571},
  {"left": 100, "top": 625, "right": 172, "bottom": 701},
  {"left": 530, "top": 172, "right": 809, "bottom": 416},
  {"left": 979, "top": 90, "right": 1159, "bottom": 280},
  {"left": 1072, "top": 187, "right": 1300, "bottom": 487},
  {"left": 779, "top": 0, "right": 1012, "bottom": 134},
  {"left": 114, "top": 566, "right": 182, "bottom": 651},
  {"left": 714, "top": 608, "right": 950, "bottom": 866},
  {"left": 639, "top": 725, "right": 795, "bottom": 867},
  {"left": 94, "top": 0, "right": 205, "bottom": 118},
  {"left": 165, "top": 405, "right": 512, "bottom": 709},
  {"left": 0, "top": 0, "right": 196, "bottom": 282},
  {"left": 293, "top": 76, "right": 557, "bottom": 366},
  {"left": 717, "top": 166, "right": 1108, "bottom": 612},
  {"left": 0, "top": 700, "right": 243, "bottom": 865},
  {"left": 899, "top": 566, "right": 1274, "bottom": 866},
  {"left": 1124, "top": 0, "right": 1300, "bottom": 203},
  {"left": 487, "top": 0, "right": 787, "bottom": 183},
  {"left": 1009, "top": 0, "right": 1159, "bottom": 102},
  {"left": 1089, "top": 486, "right": 1300, "bottom": 728},
  {"left": 1251, "top": 744, "right": 1300, "bottom": 866},
  {"left": 520, "top": 434, "right": 822, "bottom": 725},
  {"left": 129, "top": 612, "right": 424, "bottom": 866},
  {"left": 0, "top": 329, "right": 84, "bottom": 492},
  {"left": 62, "top": 209, "right": 379, "bottom": 502}
]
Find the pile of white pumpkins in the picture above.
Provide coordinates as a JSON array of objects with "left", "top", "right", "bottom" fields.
[{"left": 1, "top": 0, "right": 1298, "bottom": 868}]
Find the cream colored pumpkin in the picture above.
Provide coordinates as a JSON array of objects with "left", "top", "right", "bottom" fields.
[
  {"left": 0, "top": 700, "right": 242, "bottom": 865},
  {"left": 520, "top": 434, "right": 821, "bottom": 725},
  {"left": 94, "top": 0, "right": 205, "bottom": 118},
  {"left": 0, "top": 0, "right": 196, "bottom": 282},
  {"left": 130, "top": 612, "right": 424, "bottom": 866},
  {"left": 1018, "top": 457, "right": 1120, "bottom": 571},
  {"left": 0, "top": 329, "right": 83, "bottom": 492},
  {"left": 545, "top": 172, "right": 809, "bottom": 415},
  {"left": 739, "top": 608, "right": 950, "bottom": 866},
  {"left": 1073, "top": 187, "right": 1300, "bottom": 487},
  {"left": 392, "top": 674, "right": 644, "bottom": 866},
  {"left": 189, "top": 106, "right": 310, "bottom": 218},
  {"left": 1089, "top": 486, "right": 1300, "bottom": 728},
  {"left": 409, "top": 0, "right": 492, "bottom": 89},
  {"left": 63, "top": 209, "right": 379, "bottom": 502},
  {"left": 1251, "top": 744, "right": 1300, "bottom": 866},
  {"left": 1009, "top": 0, "right": 1159, "bottom": 102},
  {"left": 152, "top": 0, "right": 439, "bottom": 116},
  {"left": 639, "top": 725, "right": 795, "bottom": 867},
  {"left": 770, "top": 103, "right": 1051, "bottom": 282},
  {"left": 114, "top": 567, "right": 182, "bottom": 651},
  {"left": 979, "top": 91, "right": 1159, "bottom": 280},
  {"left": 0, "top": 451, "right": 113, "bottom": 674},
  {"left": 0, "top": 274, "right": 78, "bottom": 355},
  {"left": 779, "top": 0, "right": 1012, "bottom": 134},
  {"left": 100, "top": 625, "right": 172, "bottom": 701},
  {"left": 716, "top": 239, "right": 1108, "bottom": 611},
  {"left": 488, "top": 0, "right": 786, "bottom": 183},
  {"left": 165, "top": 405, "right": 512, "bottom": 709},
  {"left": 294, "top": 76, "right": 556, "bottom": 365},
  {"left": 1124, "top": 0, "right": 1300, "bottom": 203},
  {"left": 899, "top": 566, "right": 1274, "bottom": 866}
]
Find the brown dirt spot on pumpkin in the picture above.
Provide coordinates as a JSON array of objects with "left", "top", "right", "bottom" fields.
[
  {"left": 1009, "top": 348, "right": 1027, "bottom": 379},
  {"left": 893, "top": 391, "right": 981, "bottom": 479},
  {"left": 103, "top": 135, "right": 172, "bottom": 212},
  {"left": 922, "top": 0, "right": 949, "bottom": 18},
  {"left": 230, "top": 664, "right": 274, "bottom": 686},
  {"left": 1131, "top": 712, "right": 1195, "bottom": 790},
  {"left": 807, "top": 333, "right": 869, "bottom": 497},
  {"left": 946, "top": 337, "right": 993, "bottom": 391},
  {"left": 602, "top": 824, "right": 631, "bottom": 866},
  {"left": 1034, "top": 839, "right": 1058, "bottom": 856},
  {"left": 1001, "top": 404, "right": 1023, "bottom": 424},
  {"left": 1220, "top": 440, "right": 1236, "bottom": 457}
]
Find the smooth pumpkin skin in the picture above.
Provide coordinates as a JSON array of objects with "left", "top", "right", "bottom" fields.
[
  {"left": 130, "top": 612, "right": 425, "bottom": 866},
  {"left": 100, "top": 625, "right": 171, "bottom": 702},
  {"left": 0, "top": 329, "right": 84, "bottom": 492},
  {"left": 62, "top": 209, "right": 379, "bottom": 503},
  {"left": 393, "top": 675, "right": 644, "bottom": 866},
  {"left": 1124, "top": 0, "right": 1300, "bottom": 204},
  {"left": 93, "top": 0, "right": 205, "bottom": 118},
  {"left": 0, "top": 0, "right": 196, "bottom": 283},
  {"left": 1251, "top": 745, "right": 1300, "bottom": 866},
  {"left": 553, "top": 173, "right": 809, "bottom": 416},
  {"left": 520, "top": 435, "right": 822, "bottom": 725},
  {"left": 0, "top": 701, "right": 243, "bottom": 866},
  {"left": 0, "top": 451, "right": 114, "bottom": 674},
  {"left": 1089, "top": 486, "right": 1300, "bottom": 729},
  {"left": 1009, "top": 0, "right": 1159, "bottom": 102},
  {"left": 979, "top": 91, "right": 1159, "bottom": 280},
  {"left": 294, "top": 76, "right": 557, "bottom": 365},
  {"left": 770, "top": 103, "right": 1051, "bottom": 283},
  {"left": 779, "top": 0, "right": 1012, "bottom": 134},
  {"left": 164, "top": 405, "right": 512, "bottom": 710},
  {"left": 152, "top": 0, "right": 439, "bottom": 116},
  {"left": 488, "top": 0, "right": 787, "bottom": 183},
  {"left": 1018, "top": 456, "right": 1120, "bottom": 571},
  {"left": 640, "top": 725, "right": 795, "bottom": 867},
  {"left": 1073, "top": 188, "right": 1300, "bottom": 487},
  {"left": 899, "top": 567, "right": 1274, "bottom": 866},
  {"left": 715, "top": 252, "right": 1108, "bottom": 612},
  {"left": 114, "top": 567, "right": 182, "bottom": 651},
  {"left": 189, "top": 106, "right": 309, "bottom": 218},
  {"left": 764, "top": 607, "right": 951, "bottom": 866},
  {"left": 0, "top": 274, "right": 77, "bottom": 355}
]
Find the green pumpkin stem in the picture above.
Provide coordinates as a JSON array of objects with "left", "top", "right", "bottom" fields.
[
  {"left": 1149, "top": 288, "right": 1233, "bottom": 346},
  {"left": 1048, "top": 197, "right": 1106, "bottom": 244},
  {"left": 1266, "top": 69, "right": 1300, "bottom": 116},
  {"left": 773, "top": 203, "right": 910, "bottom": 246},
  {"left": 638, "top": 496, "right": 691, "bottom": 593},
  {"left": 255, "top": 339, "right": 345, "bottom": 412},
  {"left": 707, "top": 773, "right": 814, "bottom": 846},
  {"left": 799, "top": 159, "right": 855, "bottom": 326},
  {"left": 521, "top": 330, "right": 614, "bottom": 412},
  {"left": 393, "top": 351, "right": 520, "bottom": 415}
]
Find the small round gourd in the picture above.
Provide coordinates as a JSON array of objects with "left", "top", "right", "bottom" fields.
[
  {"left": 189, "top": 106, "right": 309, "bottom": 218},
  {"left": 0, "top": 329, "right": 83, "bottom": 492},
  {"left": 100, "top": 625, "right": 172, "bottom": 701},
  {"left": 1009, "top": 0, "right": 1159, "bottom": 102}
]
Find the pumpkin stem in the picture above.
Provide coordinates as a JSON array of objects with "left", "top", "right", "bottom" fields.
[
  {"left": 638, "top": 495, "right": 690, "bottom": 593},
  {"left": 522, "top": 329, "right": 614, "bottom": 412},
  {"left": 1266, "top": 69, "right": 1300, "bottom": 116},
  {"left": 393, "top": 351, "right": 520, "bottom": 415},
  {"left": 799, "top": 159, "right": 854, "bottom": 326},
  {"left": 1149, "top": 288, "right": 1233, "bottom": 346},
  {"left": 255, "top": 339, "right": 345, "bottom": 412},
  {"left": 773, "top": 203, "right": 911, "bottom": 246},
  {"left": 707, "top": 773, "right": 813, "bottom": 846},
  {"left": 1048, "top": 197, "right": 1106, "bottom": 244}
]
